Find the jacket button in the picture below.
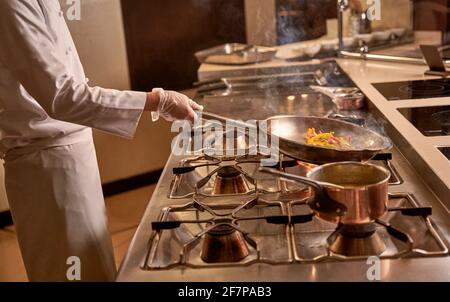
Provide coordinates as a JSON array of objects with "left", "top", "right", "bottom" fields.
[{"left": 59, "top": 11, "right": 64, "bottom": 17}]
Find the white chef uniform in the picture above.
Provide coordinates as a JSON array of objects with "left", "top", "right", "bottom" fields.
[{"left": 0, "top": 0, "right": 147, "bottom": 281}]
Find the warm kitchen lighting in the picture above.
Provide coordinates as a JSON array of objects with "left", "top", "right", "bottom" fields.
[
  {"left": 2, "top": 0, "right": 449, "bottom": 291},
  {"left": 287, "top": 95, "right": 296, "bottom": 101}
]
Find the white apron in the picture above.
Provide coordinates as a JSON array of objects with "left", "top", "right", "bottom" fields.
[
  {"left": 3, "top": 128, "right": 116, "bottom": 282},
  {"left": 0, "top": 1, "right": 147, "bottom": 281}
]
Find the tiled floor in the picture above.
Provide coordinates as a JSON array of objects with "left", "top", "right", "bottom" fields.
[{"left": 0, "top": 185, "right": 155, "bottom": 282}]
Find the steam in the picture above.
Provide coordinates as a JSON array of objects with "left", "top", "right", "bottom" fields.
[{"left": 365, "top": 114, "right": 393, "bottom": 150}]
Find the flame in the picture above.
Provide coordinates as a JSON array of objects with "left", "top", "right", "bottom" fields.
[{"left": 296, "top": 161, "right": 317, "bottom": 175}]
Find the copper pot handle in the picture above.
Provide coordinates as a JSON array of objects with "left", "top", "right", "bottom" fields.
[{"left": 259, "top": 167, "right": 347, "bottom": 216}]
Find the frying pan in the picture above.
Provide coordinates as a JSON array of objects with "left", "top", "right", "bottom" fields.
[{"left": 201, "top": 112, "right": 392, "bottom": 164}]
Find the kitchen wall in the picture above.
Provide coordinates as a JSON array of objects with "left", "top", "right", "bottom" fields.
[
  {"left": 61, "top": 0, "right": 174, "bottom": 183},
  {"left": 370, "top": 0, "right": 413, "bottom": 30},
  {"left": 245, "top": 0, "right": 277, "bottom": 46},
  {"left": 246, "top": 0, "right": 413, "bottom": 45},
  {"left": 121, "top": 0, "right": 246, "bottom": 91}
]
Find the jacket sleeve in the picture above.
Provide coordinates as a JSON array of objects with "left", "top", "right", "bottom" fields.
[{"left": 0, "top": 0, "right": 147, "bottom": 139}]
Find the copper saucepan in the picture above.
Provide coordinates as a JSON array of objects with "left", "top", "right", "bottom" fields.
[{"left": 260, "top": 162, "right": 391, "bottom": 225}]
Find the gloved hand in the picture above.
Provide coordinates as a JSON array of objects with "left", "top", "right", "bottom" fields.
[{"left": 151, "top": 88, "right": 203, "bottom": 122}]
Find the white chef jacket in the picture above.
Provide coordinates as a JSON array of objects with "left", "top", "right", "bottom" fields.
[{"left": 0, "top": 0, "right": 147, "bottom": 159}]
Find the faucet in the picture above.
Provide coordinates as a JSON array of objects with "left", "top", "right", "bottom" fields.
[
  {"left": 338, "top": 0, "right": 371, "bottom": 53},
  {"left": 337, "top": 0, "right": 349, "bottom": 50}
]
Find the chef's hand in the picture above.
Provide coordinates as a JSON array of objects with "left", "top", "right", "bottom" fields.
[{"left": 145, "top": 89, "right": 203, "bottom": 123}]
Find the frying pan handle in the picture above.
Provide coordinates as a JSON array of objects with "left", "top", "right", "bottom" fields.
[{"left": 201, "top": 112, "right": 258, "bottom": 131}]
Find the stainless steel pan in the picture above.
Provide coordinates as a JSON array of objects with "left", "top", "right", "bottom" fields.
[{"left": 201, "top": 112, "right": 392, "bottom": 164}]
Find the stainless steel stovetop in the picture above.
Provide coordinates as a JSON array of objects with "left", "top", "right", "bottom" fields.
[
  {"left": 142, "top": 134, "right": 447, "bottom": 271},
  {"left": 117, "top": 61, "right": 450, "bottom": 281}
]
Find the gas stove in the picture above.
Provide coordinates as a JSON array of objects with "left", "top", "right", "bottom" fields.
[
  {"left": 142, "top": 124, "right": 447, "bottom": 271},
  {"left": 117, "top": 60, "right": 450, "bottom": 281},
  {"left": 144, "top": 191, "right": 446, "bottom": 270}
]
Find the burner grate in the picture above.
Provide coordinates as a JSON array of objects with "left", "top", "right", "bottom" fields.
[
  {"left": 144, "top": 194, "right": 298, "bottom": 270},
  {"left": 291, "top": 193, "right": 447, "bottom": 262},
  {"left": 169, "top": 153, "right": 402, "bottom": 199},
  {"left": 168, "top": 154, "right": 309, "bottom": 199},
  {"left": 142, "top": 193, "right": 447, "bottom": 270}
]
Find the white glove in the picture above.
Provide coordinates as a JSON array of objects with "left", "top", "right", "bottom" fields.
[{"left": 151, "top": 88, "right": 203, "bottom": 122}]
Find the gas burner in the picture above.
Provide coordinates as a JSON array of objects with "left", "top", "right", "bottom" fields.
[
  {"left": 169, "top": 153, "right": 402, "bottom": 199},
  {"left": 212, "top": 166, "right": 250, "bottom": 195},
  {"left": 147, "top": 194, "right": 314, "bottom": 269},
  {"left": 187, "top": 156, "right": 261, "bottom": 195},
  {"left": 145, "top": 193, "right": 447, "bottom": 270},
  {"left": 169, "top": 154, "right": 308, "bottom": 198},
  {"left": 327, "top": 223, "right": 386, "bottom": 256},
  {"left": 289, "top": 193, "right": 445, "bottom": 262},
  {"left": 201, "top": 222, "right": 250, "bottom": 263}
]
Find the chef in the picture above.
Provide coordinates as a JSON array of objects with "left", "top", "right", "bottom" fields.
[{"left": 0, "top": 0, "right": 203, "bottom": 281}]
